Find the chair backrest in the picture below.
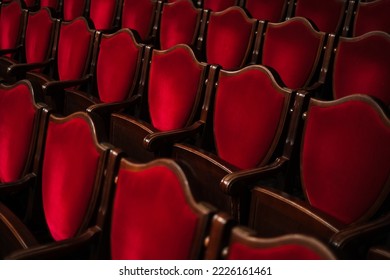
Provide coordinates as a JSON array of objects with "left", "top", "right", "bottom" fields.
[
  {"left": 205, "top": 6, "right": 256, "bottom": 70},
  {"left": 88, "top": 0, "right": 120, "bottom": 31},
  {"left": 146, "top": 44, "right": 208, "bottom": 131},
  {"left": 121, "top": 0, "right": 156, "bottom": 41},
  {"left": 244, "top": 0, "right": 288, "bottom": 22},
  {"left": 0, "top": 80, "right": 44, "bottom": 183},
  {"left": 56, "top": 17, "right": 95, "bottom": 81},
  {"left": 212, "top": 65, "right": 292, "bottom": 170},
  {"left": 332, "top": 31, "right": 390, "bottom": 106},
  {"left": 225, "top": 227, "right": 336, "bottom": 260},
  {"left": 0, "top": 0, "right": 24, "bottom": 56},
  {"left": 95, "top": 28, "right": 143, "bottom": 103},
  {"left": 23, "top": 0, "right": 36, "bottom": 8},
  {"left": 159, "top": 0, "right": 202, "bottom": 50},
  {"left": 40, "top": 0, "right": 59, "bottom": 11},
  {"left": 24, "top": 8, "right": 57, "bottom": 64},
  {"left": 352, "top": 0, "right": 390, "bottom": 37},
  {"left": 109, "top": 158, "right": 213, "bottom": 259},
  {"left": 291, "top": 0, "right": 348, "bottom": 34},
  {"left": 259, "top": 17, "right": 326, "bottom": 90},
  {"left": 301, "top": 95, "right": 390, "bottom": 225},
  {"left": 42, "top": 112, "right": 109, "bottom": 241},
  {"left": 62, "top": 0, "right": 87, "bottom": 21},
  {"left": 203, "top": 0, "right": 237, "bottom": 11}
]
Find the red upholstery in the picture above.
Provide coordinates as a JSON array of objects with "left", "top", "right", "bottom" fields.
[
  {"left": 333, "top": 32, "right": 390, "bottom": 106},
  {"left": 206, "top": 7, "right": 256, "bottom": 70},
  {"left": 214, "top": 67, "right": 288, "bottom": 170},
  {"left": 353, "top": 0, "right": 390, "bottom": 37},
  {"left": 24, "top": 0, "right": 36, "bottom": 7},
  {"left": 110, "top": 165, "right": 198, "bottom": 259},
  {"left": 160, "top": 0, "right": 201, "bottom": 50},
  {"left": 294, "top": 0, "right": 347, "bottom": 33},
  {"left": 121, "top": 0, "right": 154, "bottom": 41},
  {"left": 42, "top": 117, "right": 100, "bottom": 241},
  {"left": 97, "top": 30, "right": 141, "bottom": 103},
  {"left": 62, "top": 0, "right": 86, "bottom": 21},
  {"left": 25, "top": 8, "right": 54, "bottom": 64},
  {"left": 89, "top": 0, "right": 116, "bottom": 30},
  {"left": 228, "top": 242, "right": 323, "bottom": 260},
  {"left": 262, "top": 18, "right": 324, "bottom": 89},
  {"left": 203, "top": 0, "right": 237, "bottom": 11},
  {"left": 40, "top": 0, "right": 58, "bottom": 9},
  {"left": 57, "top": 18, "right": 93, "bottom": 81},
  {"left": 245, "top": 0, "right": 286, "bottom": 22},
  {"left": 148, "top": 46, "right": 203, "bottom": 131},
  {"left": 0, "top": 1, "right": 22, "bottom": 55},
  {"left": 0, "top": 84, "right": 36, "bottom": 183},
  {"left": 302, "top": 98, "right": 390, "bottom": 224}
]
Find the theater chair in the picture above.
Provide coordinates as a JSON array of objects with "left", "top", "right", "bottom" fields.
[
  {"left": 172, "top": 64, "right": 297, "bottom": 223},
  {"left": 205, "top": 213, "right": 336, "bottom": 260},
  {"left": 39, "top": 0, "right": 60, "bottom": 17},
  {"left": 87, "top": 0, "right": 122, "bottom": 31},
  {"left": 203, "top": 6, "right": 257, "bottom": 70},
  {"left": 26, "top": 16, "right": 96, "bottom": 113},
  {"left": 0, "top": 112, "right": 115, "bottom": 259},
  {"left": 244, "top": 0, "right": 288, "bottom": 22},
  {"left": 0, "top": 8, "right": 58, "bottom": 84},
  {"left": 62, "top": 0, "right": 87, "bottom": 21},
  {"left": 202, "top": 0, "right": 238, "bottom": 11},
  {"left": 97, "top": 157, "right": 215, "bottom": 259},
  {"left": 63, "top": 29, "right": 144, "bottom": 121},
  {"left": 110, "top": 44, "right": 216, "bottom": 163},
  {"left": 0, "top": 80, "right": 49, "bottom": 219},
  {"left": 248, "top": 95, "right": 390, "bottom": 259}
]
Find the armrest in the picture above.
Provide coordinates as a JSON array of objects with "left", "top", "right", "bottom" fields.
[
  {"left": 330, "top": 213, "right": 390, "bottom": 259},
  {"left": 6, "top": 226, "right": 101, "bottom": 260},
  {"left": 43, "top": 74, "right": 92, "bottom": 96},
  {"left": 87, "top": 94, "right": 142, "bottom": 117},
  {"left": 7, "top": 59, "right": 54, "bottom": 76},
  {"left": 0, "top": 173, "right": 37, "bottom": 196},
  {"left": 220, "top": 157, "right": 288, "bottom": 195},
  {"left": 0, "top": 46, "right": 21, "bottom": 56},
  {"left": 143, "top": 120, "right": 205, "bottom": 152}
]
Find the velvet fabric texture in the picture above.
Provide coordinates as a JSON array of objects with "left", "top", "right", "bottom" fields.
[
  {"left": 213, "top": 67, "right": 287, "bottom": 170},
  {"left": 262, "top": 18, "right": 323, "bottom": 89},
  {"left": 203, "top": 0, "right": 237, "bottom": 11},
  {"left": 294, "top": 0, "right": 346, "bottom": 33},
  {"left": 354, "top": 0, "right": 390, "bottom": 36},
  {"left": 40, "top": 0, "right": 58, "bottom": 9},
  {"left": 42, "top": 117, "right": 100, "bottom": 241},
  {"left": 57, "top": 18, "right": 93, "bottom": 81},
  {"left": 0, "top": 84, "right": 36, "bottom": 183},
  {"left": 228, "top": 242, "right": 323, "bottom": 260},
  {"left": 24, "top": 0, "right": 36, "bottom": 7},
  {"left": 62, "top": 0, "right": 86, "bottom": 21},
  {"left": 0, "top": 1, "right": 22, "bottom": 55},
  {"left": 206, "top": 7, "right": 255, "bottom": 70},
  {"left": 302, "top": 99, "right": 390, "bottom": 224},
  {"left": 25, "top": 8, "right": 54, "bottom": 64},
  {"left": 148, "top": 46, "right": 203, "bottom": 131},
  {"left": 89, "top": 0, "right": 116, "bottom": 30},
  {"left": 97, "top": 30, "right": 140, "bottom": 103},
  {"left": 333, "top": 33, "right": 390, "bottom": 106},
  {"left": 160, "top": 0, "right": 200, "bottom": 50},
  {"left": 110, "top": 165, "right": 198, "bottom": 259},
  {"left": 245, "top": 0, "right": 286, "bottom": 22},
  {"left": 121, "top": 0, "right": 154, "bottom": 41}
]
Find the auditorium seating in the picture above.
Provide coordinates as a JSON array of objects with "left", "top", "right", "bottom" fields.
[
  {"left": 244, "top": 0, "right": 288, "bottom": 22},
  {"left": 62, "top": 0, "right": 86, "bottom": 21},
  {"left": 87, "top": 0, "right": 121, "bottom": 31},
  {"left": 202, "top": 0, "right": 238, "bottom": 11}
]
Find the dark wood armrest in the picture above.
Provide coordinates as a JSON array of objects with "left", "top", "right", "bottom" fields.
[
  {"left": 6, "top": 226, "right": 101, "bottom": 260},
  {"left": 7, "top": 59, "right": 54, "bottom": 76},
  {"left": 143, "top": 120, "right": 205, "bottom": 152},
  {"left": 220, "top": 157, "right": 289, "bottom": 195},
  {"left": 0, "top": 173, "right": 37, "bottom": 196},
  {"left": 87, "top": 94, "right": 142, "bottom": 117},
  {"left": 0, "top": 45, "right": 21, "bottom": 56},
  {"left": 43, "top": 74, "right": 92, "bottom": 96}
]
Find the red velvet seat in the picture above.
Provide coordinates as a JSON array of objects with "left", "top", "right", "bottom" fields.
[
  {"left": 109, "top": 44, "right": 216, "bottom": 163},
  {"left": 25, "top": 16, "right": 96, "bottom": 113},
  {"left": 0, "top": 8, "right": 58, "bottom": 83},
  {"left": 244, "top": 0, "right": 288, "bottom": 22},
  {"left": 105, "top": 158, "right": 215, "bottom": 259},
  {"left": 287, "top": 0, "right": 348, "bottom": 34},
  {"left": 253, "top": 17, "right": 330, "bottom": 90},
  {"left": 204, "top": 6, "right": 257, "bottom": 70},
  {"left": 62, "top": 0, "right": 87, "bottom": 21},
  {"left": 331, "top": 31, "right": 390, "bottom": 106},
  {"left": 158, "top": 0, "right": 203, "bottom": 50},
  {"left": 249, "top": 95, "right": 390, "bottom": 259},
  {"left": 39, "top": 0, "right": 60, "bottom": 16},
  {"left": 203, "top": 0, "right": 238, "bottom": 11},
  {"left": 23, "top": 0, "right": 36, "bottom": 8},
  {"left": 172, "top": 64, "right": 294, "bottom": 222},
  {"left": 0, "top": 112, "right": 114, "bottom": 259},
  {"left": 88, "top": 0, "right": 121, "bottom": 31}
]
